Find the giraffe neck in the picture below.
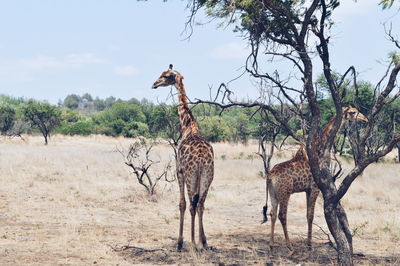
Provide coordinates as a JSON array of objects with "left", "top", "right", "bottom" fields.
[
  {"left": 175, "top": 81, "right": 200, "bottom": 140},
  {"left": 321, "top": 114, "right": 346, "bottom": 145}
]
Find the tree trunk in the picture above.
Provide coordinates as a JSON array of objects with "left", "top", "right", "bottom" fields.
[
  {"left": 324, "top": 201, "right": 353, "bottom": 266},
  {"left": 314, "top": 166, "right": 354, "bottom": 266},
  {"left": 44, "top": 134, "right": 48, "bottom": 145},
  {"left": 336, "top": 202, "right": 353, "bottom": 254},
  {"left": 397, "top": 144, "right": 400, "bottom": 163}
]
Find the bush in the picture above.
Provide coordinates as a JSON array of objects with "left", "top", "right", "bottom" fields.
[
  {"left": 122, "top": 121, "right": 149, "bottom": 138},
  {"left": 59, "top": 121, "right": 93, "bottom": 136},
  {"left": 0, "top": 104, "right": 16, "bottom": 135},
  {"left": 199, "top": 116, "right": 231, "bottom": 142}
]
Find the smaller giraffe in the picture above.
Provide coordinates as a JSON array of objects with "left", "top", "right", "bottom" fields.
[
  {"left": 152, "top": 65, "right": 214, "bottom": 251},
  {"left": 262, "top": 105, "right": 368, "bottom": 249}
]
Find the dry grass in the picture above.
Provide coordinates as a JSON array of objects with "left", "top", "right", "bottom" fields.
[{"left": 0, "top": 135, "right": 399, "bottom": 265}]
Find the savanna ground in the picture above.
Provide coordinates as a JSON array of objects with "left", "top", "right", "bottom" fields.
[{"left": 0, "top": 135, "right": 399, "bottom": 265}]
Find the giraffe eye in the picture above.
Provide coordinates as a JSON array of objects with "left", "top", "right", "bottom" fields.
[
  {"left": 164, "top": 74, "right": 175, "bottom": 82},
  {"left": 348, "top": 111, "right": 356, "bottom": 115}
]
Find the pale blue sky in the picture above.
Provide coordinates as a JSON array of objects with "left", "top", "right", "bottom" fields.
[{"left": 0, "top": 1, "right": 398, "bottom": 104}]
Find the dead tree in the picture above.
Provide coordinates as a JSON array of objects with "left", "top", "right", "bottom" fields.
[
  {"left": 119, "top": 138, "right": 174, "bottom": 195},
  {"left": 185, "top": 1, "right": 400, "bottom": 265}
]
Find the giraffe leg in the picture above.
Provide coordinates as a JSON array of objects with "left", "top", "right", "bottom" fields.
[
  {"left": 306, "top": 188, "right": 319, "bottom": 248},
  {"left": 269, "top": 189, "right": 278, "bottom": 246},
  {"left": 278, "top": 195, "right": 291, "bottom": 248},
  {"left": 177, "top": 170, "right": 186, "bottom": 251},
  {"left": 189, "top": 202, "right": 197, "bottom": 248},
  {"left": 197, "top": 200, "right": 208, "bottom": 249}
]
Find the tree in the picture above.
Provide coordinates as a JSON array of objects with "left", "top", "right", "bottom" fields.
[
  {"left": 186, "top": 1, "right": 400, "bottom": 265},
  {"left": 81, "top": 93, "right": 93, "bottom": 102},
  {"left": 119, "top": 138, "right": 174, "bottom": 195},
  {"left": 0, "top": 104, "right": 16, "bottom": 135},
  {"left": 380, "top": 0, "right": 400, "bottom": 9},
  {"left": 92, "top": 102, "right": 148, "bottom": 137},
  {"left": 63, "top": 94, "right": 81, "bottom": 109},
  {"left": 148, "top": 104, "right": 181, "bottom": 151},
  {"left": 22, "top": 100, "right": 62, "bottom": 145}
]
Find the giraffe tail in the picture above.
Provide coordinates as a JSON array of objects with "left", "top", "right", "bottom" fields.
[
  {"left": 262, "top": 176, "right": 270, "bottom": 224},
  {"left": 191, "top": 168, "right": 201, "bottom": 211},
  {"left": 192, "top": 194, "right": 199, "bottom": 211}
]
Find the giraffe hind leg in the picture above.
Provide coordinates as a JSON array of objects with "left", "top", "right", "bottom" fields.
[
  {"left": 189, "top": 196, "right": 197, "bottom": 249},
  {"left": 269, "top": 186, "right": 278, "bottom": 247},
  {"left": 177, "top": 170, "right": 186, "bottom": 251},
  {"left": 278, "top": 195, "right": 292, "bottom": 249},
  {"left": 197, "top": 169, "right": 212, "bottom": 250},
  {"left": 197, "top": 200, "right": 208, "bottom": 249},
  {"left": 306, "top": 188, "right": 319, "bottom": 248}
]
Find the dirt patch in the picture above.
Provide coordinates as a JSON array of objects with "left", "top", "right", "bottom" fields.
[{"left": 115, "top": 232, "right": 400, "bottom": 265}]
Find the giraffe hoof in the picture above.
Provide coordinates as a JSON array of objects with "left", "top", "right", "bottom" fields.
[
  {"left": 200, "top": 244, "right": 213, "bottom": 251},
  {"left": 177, "top": 241, "right": 183, "bottom": 252},
  {"left": 287, "top": 249, "right": 294, "bottom": 257}
]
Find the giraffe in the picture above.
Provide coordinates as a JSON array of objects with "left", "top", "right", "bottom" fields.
[
  {"left": 152, "top": 65, "right": 214, "bottom": 251},
  {"left": 262, "top": 105, "right": 368, "bottom": 249}
]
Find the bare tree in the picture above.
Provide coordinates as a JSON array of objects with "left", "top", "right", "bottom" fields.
[
  {"left": 185, "top": 1, "right": 400, "bottom": 265},
  {"left": 119, "top": 138, "right": 174, "bottom": 195}
]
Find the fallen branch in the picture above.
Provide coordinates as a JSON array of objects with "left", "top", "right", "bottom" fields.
[
  {"left": 109, "top": 244, "right": 164, "bottom": 253},
  {"left": 313, "top": 222, "right": 337, "bottom": 252}
]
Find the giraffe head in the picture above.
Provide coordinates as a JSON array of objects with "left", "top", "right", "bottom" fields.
[
  {"left": 343, "top": 105, "right": 368, "bottom": 123},
  {"left": 293, "top": 142, "right": 308, "bottom": 160},
  {"left": 152, "top": 64, "right": 184, "bottom": 89}
]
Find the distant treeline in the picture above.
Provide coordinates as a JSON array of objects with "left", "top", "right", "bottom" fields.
[
  {"left": 0, "top": 76, "right": 399, "bottom": 148},
  {"left": 0, "top": 93, "right": 267, "bottom": 143}
]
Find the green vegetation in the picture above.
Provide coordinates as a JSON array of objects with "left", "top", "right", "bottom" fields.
[
  {"left": 1, "top": 84, "right": 399, "bottom": 157},
  {"left": 0, "top": 92, "right": 269, "bottom": 143},
  {"left": 22, "top": 100, "right": 62, "bottom": 145}
]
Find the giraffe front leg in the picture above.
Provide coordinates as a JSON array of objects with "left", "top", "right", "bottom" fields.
[{"left": 177, "top": 171, "right": 186, "bottom": 251}]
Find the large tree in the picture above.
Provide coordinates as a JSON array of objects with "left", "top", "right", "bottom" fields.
[
  {"left": 0, "top": 104, "right": 16, "bottom": 135},
  {"left": 185, "top": 1, "right": 400, "bottom": 265},
  {"left": 22, "top": 100, "right": 62, "bottom": 145}
]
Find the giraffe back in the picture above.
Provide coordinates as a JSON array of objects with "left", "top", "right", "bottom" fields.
[
  {"left": 178, "top": 135, "right": 214, "bottom": 197},
  {"left": 269, "top": 152, "right": 313, "bottom": 194}
]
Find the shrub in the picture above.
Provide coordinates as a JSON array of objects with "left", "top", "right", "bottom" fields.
[{"left": 59, "top": 121, "right": 93, "bottom": 136}]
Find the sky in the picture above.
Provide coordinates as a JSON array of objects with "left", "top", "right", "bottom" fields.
[{"left": 0, "top": 0, "right": 399, "bottom": 105}]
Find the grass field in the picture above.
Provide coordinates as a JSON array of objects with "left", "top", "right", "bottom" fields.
[{"left": 0, "top": 135, "right": 399, "bottom": 265}]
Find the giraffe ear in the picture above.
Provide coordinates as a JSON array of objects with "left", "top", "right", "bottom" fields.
[{"left": 348, "top": 104, "right": 353, "bottom": 108}]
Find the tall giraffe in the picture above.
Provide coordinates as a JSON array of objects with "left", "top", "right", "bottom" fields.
[
  {"left": 262, "top": 105, "right": 368, "bottom": 248},
  {"left": 152, "top": 65, "right": 214, "bottom": 251}
]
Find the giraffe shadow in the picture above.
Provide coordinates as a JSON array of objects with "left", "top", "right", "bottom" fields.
[{"left": 114, "top": 232, "right": 400, "bottom": 265}]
